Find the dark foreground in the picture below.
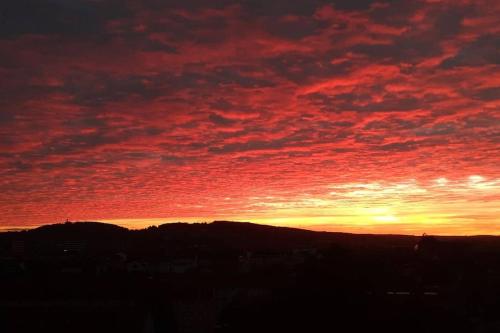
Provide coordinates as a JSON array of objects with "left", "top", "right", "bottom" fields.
[{"left": 1, "top": 221, "right": 500, "bottom": 332}]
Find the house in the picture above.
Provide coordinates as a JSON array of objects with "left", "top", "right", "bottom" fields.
[
  {"left": 239, "top": 249, "right": 318, "bottom": 272},
  {"left": 172, "top": 298, "right": 217, "bottom": 333},
  {"left": 58, "top": 240, "right": 87, "bottom": 255},
  {"left": 170, "top": 258, "right": 198, "bottom": 274},
  {"left": 126, "top": 260, "right": 149, "bottom": 274},
  {"left": 10, "top": 240, "right": 26, "bottom": 256},
  {"left": 0, "top": 257, "right": 25, "bottom": 276}
]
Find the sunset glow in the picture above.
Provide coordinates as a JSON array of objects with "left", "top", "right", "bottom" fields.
[{"left": 1, "top": 0, "right": 499, "bottom": 235}]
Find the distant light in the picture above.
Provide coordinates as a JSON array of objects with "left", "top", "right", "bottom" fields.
[
  {"left": 424, "top": 292, "right": 438, "bottom": 296},
  {"left": 373, "top": 215, "right": 399, "bottom": 223},
  {"left": 434, "top": 177, "right": 448, "bottom": 186},
  {"left": 469, "top": 175, "right": 485, "bottom": 183}
]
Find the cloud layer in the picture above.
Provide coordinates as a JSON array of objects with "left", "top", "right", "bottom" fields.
[{"left": 1, "top": 0, "right": 499, "bottom": 234}]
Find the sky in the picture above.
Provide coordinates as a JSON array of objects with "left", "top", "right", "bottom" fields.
[{"left": 0, "top": 0, "right": 499, "bottom": 235}]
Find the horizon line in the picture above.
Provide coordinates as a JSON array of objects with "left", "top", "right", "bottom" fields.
[{"left": 2, "top": 219, "right": 499, "bottom": 238}]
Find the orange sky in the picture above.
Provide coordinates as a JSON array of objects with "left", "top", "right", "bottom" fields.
[
  {"left": 98, "top": 175, "right": 500, "bottom": 235},
  {"left": 0, "top": 0, "right": 499, "bottom": 235}
]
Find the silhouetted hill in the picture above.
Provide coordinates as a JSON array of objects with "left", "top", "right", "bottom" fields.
[
  {"left": 155, "top": 220, "right": 431, "bottom": 250},
  {"left": 0, "top": 220, "right": 409, "bottom": 259},
  {"left": 0, "top": 222, "right": 129, "bottom": 256},
  {"left": 156, "top": 220, "right": 326, "bottom": 251},
  {"left": 2, "top": 221, "right": 500, "bottom": 257},
  {"left": 32, "top": 221, "right": 128, "bottom": 238}
]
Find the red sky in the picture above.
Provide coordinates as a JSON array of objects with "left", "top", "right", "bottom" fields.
[{"left": 1, "top": 0, "right": 499, "bottom": 234}]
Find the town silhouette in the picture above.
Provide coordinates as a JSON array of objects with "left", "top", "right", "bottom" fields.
[{"left": 1, "top": 221, "right": 500, "bottom": 332}]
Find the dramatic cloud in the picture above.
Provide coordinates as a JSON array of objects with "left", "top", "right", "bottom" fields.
[{"left": 0, "top": 0, "right": 499, "bottom": 234}]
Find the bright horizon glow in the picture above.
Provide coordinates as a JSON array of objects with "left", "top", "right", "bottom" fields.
[{"left": 5, "top": 175, "right": 494, "bottom": 236}]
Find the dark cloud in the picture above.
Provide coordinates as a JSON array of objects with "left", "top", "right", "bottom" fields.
[
  {"left": 368, "top": 0, "right": 422, "bottom": 27},
  {"left": 145, "top": 11, "right": 229, "bottom": 45},
  {"left": 350, "top": 4, "right": 475, "bottom": 65},
  {"left": 8, "top": 160, "right": 32, "bottom": 171},
  {"left": 208, "top": 113, "right": 237, "bottom": 126},
  {"left": 160, "top": 154, "right": 194, "bottom": 165},
  {"left": 433, "top": 6, "right": 466, "bottom": 39},
  {"left": 440, "top": 35, "right": 500, "bottom": 68},
  {"left": 266, "top": 52, "right": 351, "bottom": 83},
  {"left": 242, "top": 0, "right": 386, "bottom": 17},
  {"left": 63, "top": 73, "right": 167, "bottom": 107},
  {"left": 241, "top": 0, "right": 326, "bottom": 17},
  {"left": 287, "top": 151, "right": 312, "bottom": 158},
  {"left": 208, "top": 66, "right": 275, "bottom": 88},
  {"left": 209, "top": 138, "right": 287, "bottom": 154},
  {"left": 24, "top": 126, "right": 164, "bottom": 159},
  {"left": 142, "top": 39, "right": 178, "bottom": 53},
  {"left": 61, "top": 66, "right": 274, "bottom": 107},
  {"left": 364, "top": 118, "right": 426, "bottom": 131},
  {"left": 210, "top": 99, "right": 234, "bottom": 111},
  {"left": 0, "top": 0, "right": 130, "bottom": 39},
  {"left": 464, "top": 114, "right": 500, "bottom": 129},
  {"left": 303, "top": 92, "right": 423, "bottom": 113},
  {"left": 331, "top": 121, "right": 355, "bottom": 127},
  {"left": 39, "top": 132, "right": 123, "bottom": 155},
  {"left": 355, "top": 133, "right": 385, "bottom": 144},
  {"left": 377, "top": 140, "right": 419, "bottom": 152},
  {"left": 64, "top": 117, "right": 108, "bottom": 129},
  {"left": 415, "top": 123, "right": 457, "bottom": 137},
  {"left": 0, "top": 110, "right": 15, "bottom": 124},
  {"left": 351, "top": 36, "right": 442, "bottom": 64},
  {"left": 38, "top": 158, "right": 106, "bottom": 171},
  {"left": 471, "top": 87, "right": 500, "bottom": 101},
  {"left": 333, "top": 0, "right": 393, "bottom": 11},
  {"left": 265, "top": 16, "right": 327, "bottom": 40},
  {"left": 135, "top": 0, "right": 235, "bottom": 11}
]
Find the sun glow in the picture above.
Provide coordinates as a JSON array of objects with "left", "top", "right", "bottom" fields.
[{"left": 93, "top": 176, "right": 500, "bottom": 235}]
